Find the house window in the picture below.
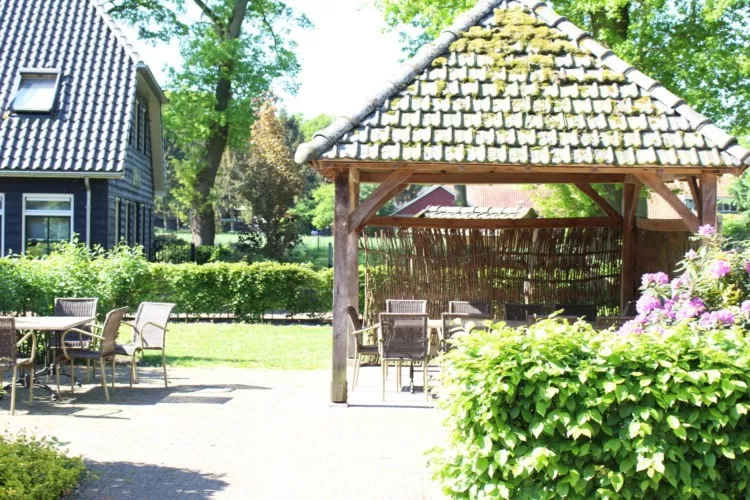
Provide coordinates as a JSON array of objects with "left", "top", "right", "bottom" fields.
[
  {"left": 23, "top": 194, "right": 73, "bottom": 256},
  {"left": 129, "top": 97, "right": 150, "bottom": 154},
  {"left": 123, "top": 201, "right": 130, "bottom": 245},
  {"left": 683, "top": 197, "right": 695, "bottom": 211},
  {"left": 718, "top": 199, "right": 738, "bottom": 214},
  {"left": 12, "top": 70, "right": 60, "bottom": 113},
  {"left": 114, "top": 197, "right": 121, "bottom": 245},
  {"left": 0, "top": 194, "right": 4, "bottom": 257}
]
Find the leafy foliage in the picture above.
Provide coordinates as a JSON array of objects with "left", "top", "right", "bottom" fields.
[
  {"left": 294, "top": 183, "right": 399, "bottom": 230},
  {"left": 432, "top": 316, "right": 750, "bottom": 498},
  {"left": 0, "top": 433, "right": 85, "bottom": 499}
]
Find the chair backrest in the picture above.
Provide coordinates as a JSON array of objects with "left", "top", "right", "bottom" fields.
[
  {"left": 134, "top": 302, "right": 176, "bottom": 348},
  {"left": 346, "top": 306, "right": 362, "bottom": 333},
  {"left": 448, "top": 301, "right": 490, "bottom": 315},
  {"left": 0, "top": 317, "right": 17, "bottom": 368},
  {"left": 100, "top": 307, "right": 128, "bottom": 356},
  {"left": 503, "top": 304, "right": 550, "bottom": 321},
  {"left": 441, "top": 313, "right": 491, "bottom": 351},
  {"left": 554, "top": 304, "right": 597, "bottom": 322},
  {"left": 54, "top": 298, "right": 99, "bottom": 317},
  {"left": 622, "top": 300, "right": 637, "bottom": 317},
  {"left": 378, "top": 313, "right": 428, "bottom": 360},
  {"left": 385, "top": 300, "right": 427, "bottom": 314}
]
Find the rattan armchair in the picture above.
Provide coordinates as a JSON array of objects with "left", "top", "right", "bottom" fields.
[
  {"left": 346, "top": 306, "right": 379, "bottom": 390},
  {"left": 0, "top": 318, "right": 37, "bottom": 415},
  {"left": 440, "top": 313, "right": 491, "bottom": 352},
  {"left": 115, "top": 302, "right": 176, "bottom": 388},
  {"left": 56, "top": 307, "right": 127, "bottom": 401},
  {"left": 54, "top": 298, "right": 99, "bottom": 382},
  {"left": 378, "top": 313, "right": 430, "bottom": 401},
  {"left": 503, "top": 304, "right": 551, "bottom": 322},
  {"left": 448, "top": 301, "right": 490, "bottom": 316}
]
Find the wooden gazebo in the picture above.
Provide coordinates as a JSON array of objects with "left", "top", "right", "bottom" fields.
[{"left": 295, "top": 0, "right": 750, "bottom": 403}]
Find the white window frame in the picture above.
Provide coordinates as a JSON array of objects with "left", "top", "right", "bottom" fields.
[
  {"left": 11, "top": 68, "right": 61, "bottom": 113},
  {"left": 114, "top": 197, "right": 121, "bottom": 246},
  {"left": 22, "top": 194, "right": 74, "bottom": 254},
  {"left": 0, "top": 193, "right": 4, "bottom": 257}
]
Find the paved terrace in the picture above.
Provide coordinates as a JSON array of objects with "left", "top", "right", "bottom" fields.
[{"left": 2, "top": 364, "right": 445, "bottom": 499}]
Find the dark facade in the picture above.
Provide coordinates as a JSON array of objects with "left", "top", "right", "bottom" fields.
[{"left": 0, "top": 0, "right": 166, "bottom": 257}]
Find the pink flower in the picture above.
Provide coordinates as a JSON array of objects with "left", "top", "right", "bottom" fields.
[
  {"left": 636, "top": 294, "right": 661, "bottom": 315},
  {"left": 699, "top": 310, "right": 735, "bottom": 328},
  {"left": 675, "top": 297, "right": 705, "bottom": 321},
  {"left": 670, "top": 274, "right": 690, "bottom": 297},
  {"left": 641, "top": 272, "right": 669, "bottom": 287},
  {"left": 685, "top": 249, "right": 698, "bottom": 260},
  {"left": 741, "top": 301, "right": 750, "bottom": 315},
  {"left": 698, "top": 225, "right": 716, "bottom": 237},
  {"left": 618, "top": 317, "right": 645, "bottom": 336},
  {"left": 744, "top": 262, "right": 750, "bottom": 275},
  {"left": 709, "top": 260, "right": 731, "bottom": 279}
]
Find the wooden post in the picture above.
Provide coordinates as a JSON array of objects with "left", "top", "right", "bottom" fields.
[
  {"left": 621, "top": 182, "right": 641, "bottom": 312},
  {"left": 347, "top": 170, "right": 360, "bottom": 359},
  {"left": 700, "top": 173, "right": 718, "bottom": 230},
  {"left": 331, "top": 170, "right": 350, "bottom": 403}
]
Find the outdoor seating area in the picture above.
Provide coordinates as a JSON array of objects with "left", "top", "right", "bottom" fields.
[
  {"left": 0, "top": 300, "right": 176, "bottom": 416},
  {"left": 350, "top": 298, "right": 634, "bottom": 401}
]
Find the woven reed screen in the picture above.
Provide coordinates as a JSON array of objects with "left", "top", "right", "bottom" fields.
[{"left": 363, "top": 226, "right": 623, "bottom": 323}]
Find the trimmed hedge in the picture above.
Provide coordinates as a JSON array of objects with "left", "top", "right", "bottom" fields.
[
  {"left": 431, "top": 318, "right": 750, "bottom": 499},
  {"left": 0, "top": 244, "right": 347, "bottom": 321}
]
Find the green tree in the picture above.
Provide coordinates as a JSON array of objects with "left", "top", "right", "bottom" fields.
[
  {"left": 295, "top": 183, "right": 398, "bottom": 230},
  {"left": 299, "top": 114, "right": 334, "bottom": 142},
  {"left": 108, "top": 0, "right": 310, "bottom": 245}
]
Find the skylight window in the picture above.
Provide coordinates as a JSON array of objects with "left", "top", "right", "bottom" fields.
[{"left": 11, "top": 70, "right": 60, "bottom": 113}]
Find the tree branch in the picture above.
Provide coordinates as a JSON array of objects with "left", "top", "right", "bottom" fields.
[
  {"left": 260, "top": 11, "right": 281, "bottom": 52},
  {"left": 192, "top": 0, "right": 225, "bottom": 31}
]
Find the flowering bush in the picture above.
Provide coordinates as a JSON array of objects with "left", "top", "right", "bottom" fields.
[{"left": 621, "top": 225, "right": 750, "bottom": 336}]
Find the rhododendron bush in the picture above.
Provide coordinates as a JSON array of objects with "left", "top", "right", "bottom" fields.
[{"left": 622, "top": 225, "right": 750, "bottom": 336}]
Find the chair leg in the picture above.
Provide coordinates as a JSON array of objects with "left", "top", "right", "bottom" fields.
[
  {"left": 396, "top": 361, "right": 401, "bottom": 390},
  {"left": 28, "top": 367, "right": 33, "bottom": 406},
  {"left": 352, "top": 356, "right": 361, "bottom": 390},
  {"left": 133, "top": 354, "right": 139, "bottom": 384},
  {"left": 56, "top": 362, "right": 61, "bottom": 396},
  {"left": 381, "top": 361, "right": 386, "bottom": 401},
  {"left": 99, "top": 358, "right": 109, "bottom": 401},
  {"left": 10, "top": 366, "right": 17, "bottom": 416},
  {"left": 70, "top": 360, "right": 75, "bottom": 394},
  {"left": 85, "top": 360, "right": 91, "bottom": 384},
  {"left": 424, "top": 359, "right": 429, "bottom": 401},
  {"left": 162, "top": 350, "right": 168, "bottom": 388},
  {"left": 111, "top": 358, "right": 116, "bottom": 395},
  {"left": 129, "top": 358, "right": 133, "bottom": 390}
]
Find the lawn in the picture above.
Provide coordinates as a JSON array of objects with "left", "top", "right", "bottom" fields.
[{"left": 137, "top": 322, "right": 332, "bottom": 370}]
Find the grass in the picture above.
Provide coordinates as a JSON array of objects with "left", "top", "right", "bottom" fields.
[{"left": 136, "top": 322, "right": 332, "bottom": 370}]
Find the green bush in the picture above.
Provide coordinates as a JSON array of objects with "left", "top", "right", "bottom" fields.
[
  {"left": 0, "top": 433, "right": 85, "bottom": 499},
  {"left": 431, "top": 318, "right": 750, "bottom": 499}
]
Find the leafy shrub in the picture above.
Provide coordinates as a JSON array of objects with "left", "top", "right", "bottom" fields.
[
  {"left": 721, "top": 214, "right": 750, "bottom": 241},
  {"left": 431, "top": 318, "right": 750, "bottom": 498},
  {"left": 0, "top": 433, "right": 85, "bottom": 499}
]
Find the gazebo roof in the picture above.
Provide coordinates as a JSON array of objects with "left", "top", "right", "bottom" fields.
[{"left": 295, "top": 0, "right": 750, "bottom": 173}]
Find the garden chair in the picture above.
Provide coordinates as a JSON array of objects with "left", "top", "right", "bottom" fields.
[
  {"left": 448, "top": 301, "right": 490, "bottom": 316},
  {"left": 55, "top": 307, "right": 127, "bottom": 401},
  {"left": 0, "top": 318, "right": 37, "bottom": 415},
  {"left": 554, "top": 304, "right": 598, "bottom": 323},
  {"left": 440, "top": 313, "right": 491, "bottom": 352},
  {"left": 503, "top": 304, "right": 550, "bottom": 322},
  {"left": 346, "top": 306, "right": 379, "bottom": 390},
  {"left": 385, "top": 300, "right": 427, "bottom": 314},
  {"left": 115, "top": 302, "right": 176, "bottom": 388},
  {"left": 54, "top": 298, "right": 99, "bottom": 382},
  {"left": 378, "top": 313, "right": 430, "bottom": 400}
]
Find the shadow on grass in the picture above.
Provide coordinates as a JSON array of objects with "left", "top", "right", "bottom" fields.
[{"left": 77, "top": 460, "right": 229, "bottom": 499}]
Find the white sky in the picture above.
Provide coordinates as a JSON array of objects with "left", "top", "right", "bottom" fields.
[{"left": 123, "top": 0, "right": 406, "bottom": 119}]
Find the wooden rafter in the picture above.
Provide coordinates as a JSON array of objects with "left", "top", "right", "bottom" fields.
[
  {"left": 367, "top": 216, "right": 617, "bottom": 230},
  {"left": 575, "top": 184, "right": 623, "bottom": 223},
  {"left": 359, "top": 172, "right": 625, "bottom": 184},
  {"left": 687, "top": 176, "right": 702, "bottom": 221},
  {"left": 348, "top": 169, "right": 412, "bottom": 232},
  {"left": 635, "top": 173, "right": 699, "bottom": 232},
  {"left": 636, "top": 218, "right": 691, "bottom": 232}
]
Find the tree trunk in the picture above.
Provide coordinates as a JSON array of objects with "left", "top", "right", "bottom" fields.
[
  {"left": 454, "top": 185, "right": 468, "bottom": 207},
  {"left": 191, "top": 206, "right": 216, "bottom": 246}
]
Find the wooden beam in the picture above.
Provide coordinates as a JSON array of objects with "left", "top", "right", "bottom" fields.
[
  {"left": 687, "top": 176, "right": 702, "bottom": 222},
  {"left": 358, "top": 171, "right": 626, "bottom": 185},
  {"left": 621, "top": 182, "right": 641, "bottom": 312},
  {"left": 349, "top": 169, "right": 413, "bottom": 232},
  {"left": 636, "top": 218, "right": 691, "bottom": 232},
  {"left": 347, "top": 170, "right": 360, "bottom": 359},
  {"left": 701, "top": 173, "right": 718, "bottom": 229},
  {"left": 331, "top": 170, "right": 350, "bottom": 403},
  {"left": 575, "top": 184, "right": 623, "bottom": 223},
  {"left": 635, "top": 173, "right": 699, "bottom": 233},
  {"left": 367, "top": 216, "right": 618, "bottom": 229}
]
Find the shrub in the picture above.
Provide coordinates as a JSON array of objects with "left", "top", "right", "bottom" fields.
[
  {"left": 0, "top": 433, "right": 85, "bottom": 499},
  {"left": 431, "top": 318, "right": 750, "bottom": 498}
]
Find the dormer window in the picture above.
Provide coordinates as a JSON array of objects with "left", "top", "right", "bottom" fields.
[{"left": 12, "top": 69, "right": 60, "bottom": 113}]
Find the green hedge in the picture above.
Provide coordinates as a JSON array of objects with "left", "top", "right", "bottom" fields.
[
  {"left": 0, "top": 244, "right": 348, "bottom": 321},
  {"left": 0, "top": 434, "right": 85, "bottom": 499},
  {"left": 431, "top": 318, "right": 750, "bottom": 499}
]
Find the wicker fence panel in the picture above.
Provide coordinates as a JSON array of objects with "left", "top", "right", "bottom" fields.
[{"left": 363, "top": 227, "right": 622, "bottom": 323}]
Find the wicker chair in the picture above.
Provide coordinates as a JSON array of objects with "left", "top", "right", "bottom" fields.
[
  {"left": 346, "top": 306, "right": 379, "bottom": 390},
  {"left": 386, "top": 300, "right": 427, "bottom": 314},
  {"left": 441, "top": 313, "right": 491, "bottom": 352},
  {"left": 503, "top": 304, "right": 550, "bottom": 322},
  {"left": 56, "top": 307, "right": 127, "bottom": 401},
  {"left": 554, "top": 304, "right": 598, "bottom": 322},
  {"left": 115, "top": 302, "right": 176, "bottom": 388},
  {"left": 0, "top": 318, "right": 37, "bottom": 415},
  {"left": 54, "top": 298, "right": 99, "bottom": 381},
  {"left": 448, "top": 301, "right": 490, "bottom": 316},
  {"left": 378, "top": 313, "right": 430, "bottom": 400}
]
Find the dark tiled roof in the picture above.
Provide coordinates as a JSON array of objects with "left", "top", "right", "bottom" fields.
[
  {"left": 417, "top": 205, "right": 537, "bottom": 219},
  {"left": 0, "top": 0, "right": 152, "bottom": 175},
  {"left": 296, "top": 0, "right": 750, "bottom": 169}
]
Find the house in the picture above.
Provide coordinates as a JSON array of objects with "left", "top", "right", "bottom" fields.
[
  {"left": 391, "top": 186, "right": 455, "bottom": 215},
  {"left": 0, "top": 0, "right": 166, "bottom": 257}
]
